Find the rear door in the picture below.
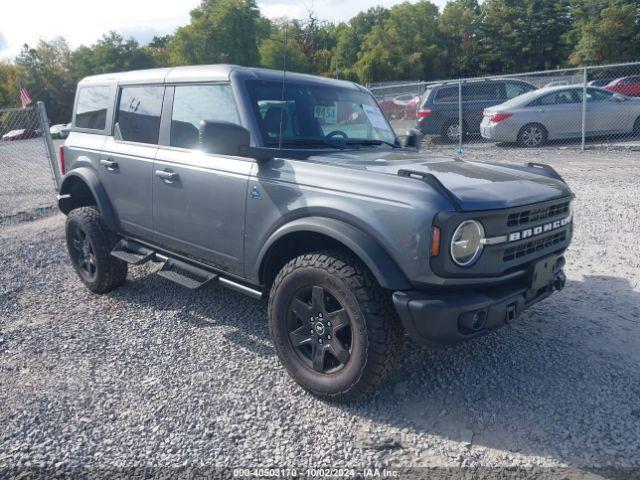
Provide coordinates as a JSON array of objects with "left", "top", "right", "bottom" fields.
[
  {"left": 431, "top": 86, "right": 459, "bottom": 133},
  {"left": 69, "top": 83, "right": 112, "bottom": 188},
  {"left": 152, "top": 83, "right": 251, "bottom": 276},
  {"left": 99, "top": 85, "right": 164, "bottom": 239},
  {"left": 462, "top": 83, "right": 501, "bottom": 133},
  {"left": 527, "top": 90, "right": 581, "bottom": 139}
]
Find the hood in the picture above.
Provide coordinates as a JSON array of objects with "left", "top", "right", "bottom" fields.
[{"left": 306, "top": 149, "right": 572, "bottom": 211}]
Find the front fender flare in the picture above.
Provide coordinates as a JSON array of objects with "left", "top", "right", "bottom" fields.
[
  {"left": 256, "top": 217, "right": 411, "bottom": 290},
  {"left": 58, "top": 167, "right": 119, "bottom": 231}
]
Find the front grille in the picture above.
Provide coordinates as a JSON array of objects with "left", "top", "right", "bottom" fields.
[
  {"left": 507, "top": 201, "right": 570, "bottom": 227},
  {"left": 503, "top": 230, "right": 567, "bottom": 262},
  {"left": 431, "top": 196, "right": 573, "bottom": 278}
]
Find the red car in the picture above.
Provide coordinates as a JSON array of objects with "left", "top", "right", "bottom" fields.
[
  {"left": 604, "top": 76, "right": 640, "bottom": 97},
  {"left": 378, "top": 94, "right": 420, "bottom": 120}
]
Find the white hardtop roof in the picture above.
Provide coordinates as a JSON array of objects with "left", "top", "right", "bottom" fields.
[{"left": 78, "top": 64, "right": 362, "bottom": 90}]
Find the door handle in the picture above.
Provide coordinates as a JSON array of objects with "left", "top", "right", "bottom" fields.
[
  {"left": 155, "top": 170, "right": 179, "bottom": 183},
  {"left": 100, "top": 158, "right": 118, "bottom": 171}
]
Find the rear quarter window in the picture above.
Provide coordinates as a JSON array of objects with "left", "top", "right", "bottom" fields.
[
  {"left": 463, "top": 83, "right": 500, "bottom": 101},
  {"left": 75, "top": 86, "right": 111, "bottom": 130},
  {"left": 504, "top": 82, "right": 533, "bottom": 99},
  {"left": 434, "top": 87, "right": 459, "bottom": 103}
]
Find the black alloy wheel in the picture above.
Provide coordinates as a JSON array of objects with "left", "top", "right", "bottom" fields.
[
  {"left": 69, "top": 224, "right": 98, "bottom": 283},
  {"left": 268, "top": 250, "right": 404, "bottom": 401},
  {"left": 287, "top": 285, "right": 353, "bottom": 374}
]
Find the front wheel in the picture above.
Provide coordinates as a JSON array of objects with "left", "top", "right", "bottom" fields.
[{"left": 268, "top": 251, "right": 404, "bottom": 401}]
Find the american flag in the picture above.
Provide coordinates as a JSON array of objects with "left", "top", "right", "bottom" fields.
[{"left": 19, "top": 84, "right": 32, "bottom": 108}]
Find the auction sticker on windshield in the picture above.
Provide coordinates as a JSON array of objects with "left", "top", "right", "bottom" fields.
[
  {"left": 362, "top": 104, "right": 391, "bottom": 131},
  {"left": 314, "top": 104, "right": 338, "bottom": 124}
]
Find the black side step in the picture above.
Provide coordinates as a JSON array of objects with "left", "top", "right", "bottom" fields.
[
  {"left": 111, "top": 239, "right": 155, "bottom": 265},
  {"left": 157, "top": 259, "right": 219, "bottom": 290}
]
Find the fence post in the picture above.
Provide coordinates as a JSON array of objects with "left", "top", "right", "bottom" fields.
[
  {"left": 36, "top": 101, "right": 61, "bottom": 192},
  {"left": 581, "top": 67, "right": 588, "bottom": 151},
  {"left": 458, "top": 79, "right": 463, "bottom": 154}
]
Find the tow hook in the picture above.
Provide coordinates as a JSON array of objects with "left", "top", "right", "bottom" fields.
[
  {"left": 553, "top": 271, "right": 566, "bottom": 291},
  {"left": 505, "top": 303, "right": 518, "bottom": 324}
]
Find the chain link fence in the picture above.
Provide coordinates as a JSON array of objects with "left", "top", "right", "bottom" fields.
[
  {"left": 0, "top": 102, "right": 60, "bottom": 225},
  {"left": 370, "top": 61, "right": 640, "bottom": 155}
]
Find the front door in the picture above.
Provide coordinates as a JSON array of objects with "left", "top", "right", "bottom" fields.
[
  {"left": 531, "top": 90, "right": 582, "bottom": 139},
  {"left": 584, "top": 88, "right": 635, "bottom": 135},
  {"left": 152, "top": 83, "right": 251, "bottom": 276}
]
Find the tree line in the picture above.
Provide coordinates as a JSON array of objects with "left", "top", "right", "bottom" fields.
[{"left": 1, "top": 0, "right": 639, "bottom": 123}]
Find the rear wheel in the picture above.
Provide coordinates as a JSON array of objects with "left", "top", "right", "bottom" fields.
[
  {"left": 441, "top": 119, "right": 465, "bottom": 143},
  {"left": 268, "top": 250, "right": 403, "bottom": 401},
  {"left": 518, "top": 123, "right": 548, "bottom": 148},
  {"left": 66, "top": 206, "right": 127, "bottom": 293}
]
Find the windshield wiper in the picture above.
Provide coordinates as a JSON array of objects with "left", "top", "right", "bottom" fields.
[
  {"left": 346, "top": 139, "right": 399, "bottom": 148},
  {"left": 266, "top": 138, "right": 347, "bottom": 149}
]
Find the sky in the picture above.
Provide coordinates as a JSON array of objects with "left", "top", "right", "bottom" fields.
[{"left": 0, "top": 0, "right": 448, "bottom": 59}]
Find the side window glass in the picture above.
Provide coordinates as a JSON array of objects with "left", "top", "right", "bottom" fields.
[
  {"left": 170, "top": 84, "right": 240, "bottom": 149},
  {"left": 117, "top": 86, "right": 164, "bottom": 144},
  {"left": 434, "top": 87, "right": 459, "bottom": 103},
  {"left": 532, "top": 94, "right": 552, "bottom": 106},
  {"left": 463, "top": 83, "right": 499, "bottom": 101},
  {"left": 505, "top": 82, "right": 528, "bottom": 99},
  {"left": 584, "top": 89, "right": 614, "bottom": 103},
  {"left": 536, "top": 91, "right": 577, "bottom": 106},
  {"left": 75, "top": 86, "right": 110, "bottom": 130}
]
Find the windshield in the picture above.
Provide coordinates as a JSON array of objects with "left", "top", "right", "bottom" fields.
[{"left": 246, "top": 80, "right": 397, "bottom": 148}]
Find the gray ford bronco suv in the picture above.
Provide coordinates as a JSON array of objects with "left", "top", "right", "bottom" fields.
[{"left": 58, "top": 65, "right": 573, "bottom": 400}]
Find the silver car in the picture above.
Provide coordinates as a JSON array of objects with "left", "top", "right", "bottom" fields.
[{"left": 480, "top": 86, "right": 640, "bottom": 147}]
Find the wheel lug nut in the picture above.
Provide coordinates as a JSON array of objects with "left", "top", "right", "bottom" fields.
[
  {"left": 310, "top": 330, "right": 314, "bottom": 335},
  {"left": 318, "top": 313, "right": 323, "bottom": 318},
  {"left": 327, "top": 334, "right": 331, "bottom": 339},
  {"left": 327, "top": 321, "right": 332, "bottom": 327},
  {"left": 318, "top": 338, "right": 323, "bottom": 344}
]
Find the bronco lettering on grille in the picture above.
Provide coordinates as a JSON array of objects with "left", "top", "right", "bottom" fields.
[{"left": 482, "top": 215, "right": 572, "bottom": 246}]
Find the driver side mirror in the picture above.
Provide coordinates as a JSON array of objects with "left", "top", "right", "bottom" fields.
[
  {"left": 399, "top": 128, "right": 424, "bottom": 148},
  {"left": 199, "top": 120, "right": 250, "bottom": 156}
]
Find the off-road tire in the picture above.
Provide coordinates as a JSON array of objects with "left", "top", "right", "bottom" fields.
[
  {"left": 65, "top": 206, "right": 127, "bottom": 294},
  {"left": 268, "top": 250, "right": 404, "bottom": 401}
]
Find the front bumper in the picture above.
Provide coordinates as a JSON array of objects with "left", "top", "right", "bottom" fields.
[{"left": 393, "top": 256, "right": 566, "bottom": 347}]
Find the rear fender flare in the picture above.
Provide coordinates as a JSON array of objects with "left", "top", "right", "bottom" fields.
[{"left": 58, "top": 167, "right": 119, "bottom": 231}]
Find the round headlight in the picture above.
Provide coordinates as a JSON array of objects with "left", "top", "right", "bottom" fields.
[{"left": 450, "top": 220, "right": 485, "bottom": 267}]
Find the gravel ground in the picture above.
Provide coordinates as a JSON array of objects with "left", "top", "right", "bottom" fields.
[{"left": 1, "top": 148, "right": 639, "bottom": 477}]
